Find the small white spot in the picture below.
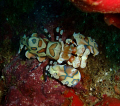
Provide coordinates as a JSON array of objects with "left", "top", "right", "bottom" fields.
[
  {"left": 38, "top": 63, "right": 41, "bottom": 66},
  {"left": 50, "top": 61, "right": 53, "bottom": 64},
  {"left": 56, "top": 27, "right": 59, "bottom": 32},
  {"left": 99, "top": 79, "right": 103, "bottom": 82},
  {"left": 90, "top": 87, "right": 92, "bottom": 91},
  {"left": 56, "top": 36, "right": 59, "bottom": 40},
  {"left": 44, "top": 29, "right": 48, "bottom": 33},
  {"left": 46, "top": 65, "right": 50, "bottom": 70},
  {"left": 48, "top": 34, "right": 51, "bottom": 38},
  {"left": 110, "top": 68, "right": 112, "bottom": 71},
  {"left": 30, "top": 73, "right": 35, "bottom": 77},
  {"left": 105, "top": 72, "right": 108, "bottom": 76},
  {"left": 60, "top": 30, "right": 63, "bottom": 35},
  {"left": 1, "top": 76, "right": 4, "bottom": 79}
]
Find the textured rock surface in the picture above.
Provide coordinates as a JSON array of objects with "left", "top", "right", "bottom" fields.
[
  {"left": 69, "top": 0, "right": 120, "bottom": 13},
  {"left": 3, "top": 56, "right": 68, "bottom": 106}
]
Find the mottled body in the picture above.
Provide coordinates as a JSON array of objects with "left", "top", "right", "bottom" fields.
[{"left": 19, "top": 27, "right": 99, "bottom": 87}]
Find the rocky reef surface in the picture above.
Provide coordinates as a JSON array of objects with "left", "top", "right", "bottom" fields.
[{"left": 1, "top": 0, "right": 120, "bottom": 106}]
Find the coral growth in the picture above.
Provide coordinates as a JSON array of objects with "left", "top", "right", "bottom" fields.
[
  {"left": 104, "top": 14, "right": 120, "bottom": 29},
  {"left": 69, "top": 0, "right": 120, "bottom": 13}
]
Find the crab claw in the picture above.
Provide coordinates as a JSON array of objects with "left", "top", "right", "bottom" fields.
[{"left": 48, "top": 65, "right": 81, "bottom": 87}]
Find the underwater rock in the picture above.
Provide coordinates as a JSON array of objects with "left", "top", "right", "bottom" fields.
[
  {"left": 95, "top": 95, "right": 120, "bottom": 106},
  {"left": 104, "top": 14, "right": 120, "bottom": 29},
  {"left": 69, "top": 0, "right": 120, "bottom": 13},
  {"left": 63, "top": 89, "right": 84, "bottom": 106},
  {"left": 69, "top": 0, "right": 120, "bottom": 29},
  {"left": 3, "top": 56, "right": 68, "bottom": 106}
]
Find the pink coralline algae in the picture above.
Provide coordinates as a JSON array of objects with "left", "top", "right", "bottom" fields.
[{"left": 3, "top": 56, "right": 69, "bottom": 106}]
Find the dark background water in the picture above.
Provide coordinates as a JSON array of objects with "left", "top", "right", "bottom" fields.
[{"left": 0, "top": 0, "right": 120, "bottom": 70}]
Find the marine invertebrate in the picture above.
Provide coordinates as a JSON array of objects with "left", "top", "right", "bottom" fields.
[
  {"left": 69, "top": 0, "right": 120, "bottom": 13},
  {"left": 69, "top": 0, "right": 120, "bottom": 29},
  {"left": 19, "top": 27, "right": 99, "bottom": 87},
  {"left": 63, "top": 89, "right": 84, "bottom": 106},
  {"left": 95, "top": 95, "right": 120, "bottom": 106},
  {"left": 104, "top": 14, "right": 120, "bottom": 29},
  {"left": 46, "top": 65, "right": 80, "bottom": 87}
]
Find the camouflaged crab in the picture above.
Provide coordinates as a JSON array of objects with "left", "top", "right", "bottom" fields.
[{"left": 18, "top": 27, "right": 99, "bottom": 87}]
